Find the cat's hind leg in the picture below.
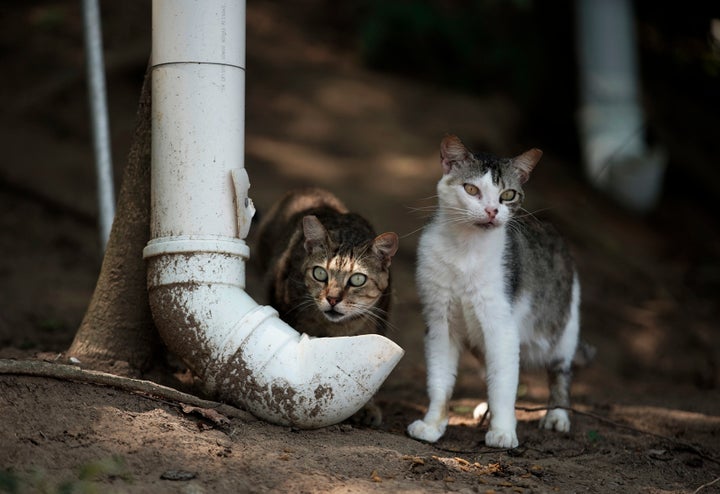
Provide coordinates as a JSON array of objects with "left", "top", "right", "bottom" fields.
[
  {"left": 407, "top": 325, "right": 461, "bottom": 443},
  {"left": 539, "top": 275, "right": 580, "bottom": 432},
  {"left": 539, "top": 362, "right": 572, "bottom": 432}
]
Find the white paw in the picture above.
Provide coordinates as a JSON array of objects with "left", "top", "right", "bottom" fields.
[
  {"left": 539, "top": 408, "right": 571, "bottom": 432},
  {"left": 485, "top": 428, "right": 519, "bottom": 449},
  {"left": 472, "top": 402, "right": 489, "bottom": 420},
  {"left": 407, "top": 418, "right": 448, "bottom": 443}
]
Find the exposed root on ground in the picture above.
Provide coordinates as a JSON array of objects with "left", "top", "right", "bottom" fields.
[{"left": 0, "top": 358, "right": 255, "bottom": 422}]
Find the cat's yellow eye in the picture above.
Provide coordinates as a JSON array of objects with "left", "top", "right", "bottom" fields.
[
  {"left": 463, "top": 183, "right": 479, "bottom": 196},
  {"left": 348, "top": 273, "right": 367, "bottom": 287},
  {"left": 500, "top": 189, "right": 517, "bottom": 202},
  {"left": 312, "top": 266, "right": 328, "bottom": 282}
]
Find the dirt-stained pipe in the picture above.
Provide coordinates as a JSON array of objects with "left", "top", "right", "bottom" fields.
[{"left": 143, "top": 0, "right": 404, "bottom": 428}]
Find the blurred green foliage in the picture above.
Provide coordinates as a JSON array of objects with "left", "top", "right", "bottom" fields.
[
  {"left": 0, "top": 456, "right": 131, "bottom": 494},
  {"left": 358, "top": 0, "right": 545, "bottom": 101}
]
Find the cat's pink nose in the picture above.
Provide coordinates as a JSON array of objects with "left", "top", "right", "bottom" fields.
[
  {"left": 485, "top": 207, "right": 498, "bottom": 219},
  {"left": 327, "top": 297, "right": 340, "bottom": 307}
]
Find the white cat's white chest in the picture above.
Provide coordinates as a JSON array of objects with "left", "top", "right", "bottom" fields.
[
  {"left": 417, "top": 222, "right": 511, "bottom": 344},
  {"left": 419, "top": 223, "right": 506, "bottom": 287}
]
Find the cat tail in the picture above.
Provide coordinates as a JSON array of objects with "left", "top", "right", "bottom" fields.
[{"left": 572, "top": 340, "right": 597, "bottom": 368}]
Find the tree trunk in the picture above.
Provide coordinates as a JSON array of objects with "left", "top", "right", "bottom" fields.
[{"left": 67, "top": 65, "right": 161, "bottom": 375}]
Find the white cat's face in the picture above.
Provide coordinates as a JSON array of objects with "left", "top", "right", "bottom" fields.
[
  {"left": 435, "top": 135, "right": 540, "bottom": 231},
  {"left": 438, "top": 171, "right": 522, "bottom": 229}
]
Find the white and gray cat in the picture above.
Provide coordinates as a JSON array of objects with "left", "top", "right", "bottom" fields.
[{"left": 407, "top": 135, "right": 584, "bottom": 448}]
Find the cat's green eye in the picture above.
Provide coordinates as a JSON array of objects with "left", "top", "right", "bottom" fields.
[
  {"left": 500, "top": 189, "right": 517, "bottom": 202},
  {"left": 463, "top": 183, "right": 479, "bottom": 196},
  {"left": 348, "top": 273, "right": 367, "bottom": 287},
  {"left": 312, "top": 266, "right": 328, "bottom": 282}
]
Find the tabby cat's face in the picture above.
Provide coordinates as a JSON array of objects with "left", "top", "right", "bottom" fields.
[{"left": 302, "top": 247, "right": 389, "bottom": 323}]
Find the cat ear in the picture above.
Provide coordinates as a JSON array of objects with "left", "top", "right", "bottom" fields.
[
  {"left": 302, "top": 215, "right": 329, "bottom": 254},
  {"left": 440, "top": 134, "right": 471, "bottom": 174},
  {"left": 372, "top": 232, "right": 399, "bottom": 266},
  {"left": 512, "top": 148, "right": 543, "bottom": 183}
]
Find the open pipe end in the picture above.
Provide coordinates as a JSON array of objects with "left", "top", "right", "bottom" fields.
[
  {"left": 218, "top": 330, "right": 405, "bottom": 429},
  {"left": 145, "top": 243, "right": 405, "bottom": 429}
]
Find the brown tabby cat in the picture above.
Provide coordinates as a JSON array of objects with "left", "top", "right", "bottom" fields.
[
  {"left": 255, "top": 188, "right": 399, "bottom": 426},
  {"left": 255, "top": 187, "right": 399, "bottom": 338}
]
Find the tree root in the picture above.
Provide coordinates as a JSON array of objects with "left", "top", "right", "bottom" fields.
[{"left": 0, "top": 357, "right": 256, "bottom": 422}]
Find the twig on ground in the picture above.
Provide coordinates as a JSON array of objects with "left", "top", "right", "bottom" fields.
[
  {"left": 0, "top": 358, "right": 255, "bottom": 422},
  {"left": 693, "top": 476, "right": 720, "bottom": 494},
  {"left": 515, "top": 405, "right": 720, "bottom": 465},
  {"left": 430, "top": 404, "right": 719, "bottom": 464}
]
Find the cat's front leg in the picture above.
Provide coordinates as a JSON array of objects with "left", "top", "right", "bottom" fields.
[
  {"left": 475, "top": 301, "right": 520, "bottom": 449},
  {"left": 407, "top": 317, "right": 461, "bottom": 443}
]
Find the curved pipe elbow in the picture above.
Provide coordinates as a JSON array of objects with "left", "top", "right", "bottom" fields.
[{"left": 144, "top": 239, "right": 404, "bottom": 428}]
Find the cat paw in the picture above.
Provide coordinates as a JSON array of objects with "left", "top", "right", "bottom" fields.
[
  {"left": 348, "top": 402, "right": 382, "bottom": 428},
  {"left": 539, "top": 409, "right": 570, "bottom": 432},
  {"left": 407, "top": 418, "right": 447, "bottom": 443},
  {"left": 485, "top": 428, "right": 519, "bottom": 449}
]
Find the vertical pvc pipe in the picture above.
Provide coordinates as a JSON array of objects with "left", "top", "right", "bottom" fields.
[
  {"left": 150, "top": 0, "right": 245, "bottom": 239},
  {"left": 577, "top": 0, "right": 666, "bottom": 212},
  {"left": 82, "top": 0, "right": 115, "bottom": 249},
  {"left": 144, "top": 0, "right": 404, "bottom": 428}
]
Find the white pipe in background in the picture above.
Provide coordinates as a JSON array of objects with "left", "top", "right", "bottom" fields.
[
  {"left": 82, "top": 0, "right": 115, "bottom": 250},
  {"left": 576, "top": 0, "right": 666, "bottom": 213},
  {"left": 144, "top": 0, "right": 404, "bottom": 428}
]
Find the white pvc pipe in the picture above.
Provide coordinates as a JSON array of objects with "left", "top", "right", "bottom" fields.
[
  {"left": 82, "top": 0, "right": 115, "bottom": 249},
  {"left": 144, "top": 0, "right": 403, "bottom": 428},
  {"left": 577, "top": 0, "right": 665, "bottom": 212}
]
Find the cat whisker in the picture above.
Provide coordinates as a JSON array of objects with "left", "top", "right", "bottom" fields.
[
  {"left": 407, "top": 204, "right": 472, "bottom": 215},
  {"left": 400, "top": 224, "right": 429, "bottom": 239},
  {"left": 405, "top": 205, "right": 440, "bottom": 213},
  {"left": 506, "top": 220, "right": 530, "bottom": 238},
  {"left": 344, "top": 302, "right": 399, "bottom": 334},
  {"left": 404, "top": 197, "right": 438, "bottom": 213},
  {"left": 434, "top": 212, "right": 478, "bottom": 228},
  {"left": 401, "top": 207, "right": 477, "bottom": 238},
  {"left": 407, "top": 194, "right": 440, "bottom": 204},
  {"left": 515, "top": 206, "right": 556, "bottom": 224},
  {"left": 506, "top": 217, "right": 524, "bottom": 229},
  {"left": 285, "top": 296, "right": 318, "bottom": 317},
  {"left": 370, "top": 315, "right": 401, "bottom": 335}
]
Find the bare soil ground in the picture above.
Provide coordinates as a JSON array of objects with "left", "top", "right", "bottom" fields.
[{"left": 1, "top": 2, "right": 719, "bottom": 493}]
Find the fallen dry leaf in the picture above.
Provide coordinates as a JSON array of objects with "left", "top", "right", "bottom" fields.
[
  {"left": 402, "top": 455, "right": 425, "bottom": 466},
  {"left": 180, "top": 404, "right": 230, "bottom": 426}
]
